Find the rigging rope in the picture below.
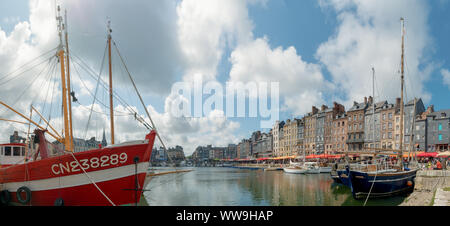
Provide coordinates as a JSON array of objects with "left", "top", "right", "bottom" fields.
[
  {"left": 112, "top": 40, "right": 179, "bottom": 165},
  {"left": 0, "top": 47, "right": 57, "bottom": 84},
  {"left": 70, "top": 50, "right": 152, "bottom": 131},
  {"left": 68, "top": 151, "right": 116, "bottom": 206}
]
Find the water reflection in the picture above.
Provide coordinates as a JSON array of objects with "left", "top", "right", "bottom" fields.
[{"left": 144, "top": 167, "right": 405, "bottom": 206}]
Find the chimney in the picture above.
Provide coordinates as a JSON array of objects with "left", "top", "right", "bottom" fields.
[
  {"left": 321, "top": 105, "right": 328, "bottom": 111},
  {"left": 353, "top": 101, "right": 358, "bottom": 106},
  {"left": 395, "top": 98, "right": 401, "bottom": 108},
  {"left": 364, "top": 97, "right": 367, "bottom": 104},
  {"left": 368, "top": 96, "right": 373, "bottom": 104},
  {"left": 312, "top": 106, "right": 318, "bottom": 114}
]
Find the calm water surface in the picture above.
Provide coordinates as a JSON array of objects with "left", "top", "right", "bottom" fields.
[{"left": 144, "top": 167, "right": 405, "bottom": 206}]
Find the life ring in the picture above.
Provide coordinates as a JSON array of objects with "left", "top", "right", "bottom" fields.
[
  {"left": 0, "top": 190, "right": 11, "bottom": 205},
  {"left": 16, "top": 186, "right": 32, "bottom": 205}
]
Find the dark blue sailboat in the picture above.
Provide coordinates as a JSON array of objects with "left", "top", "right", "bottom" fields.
[
  {"left": 346, "top": 18, "right": 418, "bottom": 200},
  {"left": 347, "top": 167, "right": 417, "bottom": 199}
]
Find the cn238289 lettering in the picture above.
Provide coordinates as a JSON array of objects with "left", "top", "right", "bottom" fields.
[{"left": 51, "top": 153, "right": 128, "bottom": 175}]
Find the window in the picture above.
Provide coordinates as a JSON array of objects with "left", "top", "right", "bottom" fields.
[
  {"left": 4, "top": 146, "right": 11, "bottom": 156},
  {"left": 438, "top": 124, "right": 442, "bottom": 131},
  {"left": 439, "top": 134, "right": 443, "bottom": 141},
  {"left": 388, "top": 113, "right": 393, "bottom": 119}
]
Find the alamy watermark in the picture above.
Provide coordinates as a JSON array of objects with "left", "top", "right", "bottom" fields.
[{"left": 168, "top": 78, "right": 279, "bottom": 129}]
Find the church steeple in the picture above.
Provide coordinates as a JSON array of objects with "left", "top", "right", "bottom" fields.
[{"left": 102, "top": 128, "right": 107, "bottom": 147}]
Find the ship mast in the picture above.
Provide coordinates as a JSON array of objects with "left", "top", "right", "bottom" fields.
[
  {"left": 56, "top": 6, "right": 73, "bottom": 152},
  {"left": 65, "top": 10, "right": 74, "bottom": 151},
  {"left": 398, "top": 17, "right": 405, "bottom": 169},
  {"left": 372, "top": 67, "right": 375, "bottom": 152},
  {"left": 108, "top": 20, "right": 115, "bottom": 145}
]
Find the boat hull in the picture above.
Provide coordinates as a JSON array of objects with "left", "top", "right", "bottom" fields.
[
  {"left": 0, "top": 131, "right": 156, "bottom": 206},
  {"left": 283, "top": 167, "right": 307, "bottom": 174},
  {"left": 348, "top": 169, "right": 417, "bottom": 200},
  {"left": 306, "top": 167, "right": 332, "bottom": 174},
  {"left": 330, "top": 170, "right": 341, "bottom": 183},
  {"left": 337, "top": 169, "right": 350, "bottom": 187}
]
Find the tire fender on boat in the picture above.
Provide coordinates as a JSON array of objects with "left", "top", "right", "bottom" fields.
[
  {"left": 54, "top": 198, "right": 64, "bottom": 206},
  {"left": 0, "top": 190, "right": 11, "bottom": 205},
  {"left": 16, "top": 186, "right": 32, "bottom": 205}
]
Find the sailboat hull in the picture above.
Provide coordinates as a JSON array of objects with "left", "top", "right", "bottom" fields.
[
  {"left": 283, "top": 167, "right": 307, "bottom": 174},
  {"left": 348, "top": 169, "right": 417, "bottom": 200},
  {"left": 0, "top": 131, "right": 156, "bottom": 206}
]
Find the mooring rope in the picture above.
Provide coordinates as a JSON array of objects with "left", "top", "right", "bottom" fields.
[
  {"left": 363, "top": 162, "right": 379, "bottom": 206},
  {"left": 68, "top": 152, "right": 116, "bottom": 206}
]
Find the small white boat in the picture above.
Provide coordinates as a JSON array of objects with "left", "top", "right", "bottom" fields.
[
  {"left": 283, "top": 166, "right": 307, "bottom": 174},
  {"left": 305, "top": 162, "right": 332, "bottom": 174}
]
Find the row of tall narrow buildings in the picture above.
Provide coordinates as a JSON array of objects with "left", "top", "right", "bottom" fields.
[
  {"left": 191, "top": 96, "right": 449, "bottom": 161},
  {"left": 235, "top": 97, "right": 449, "bottom": 159}
]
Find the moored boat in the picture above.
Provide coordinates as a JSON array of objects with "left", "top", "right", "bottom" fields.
[
  {"left": 0, "top": 130, "right": 156, "bottom": 206},
  {"left": 304, "top": 162, "right": 332, "bottom": 174},
  {"left": 283, "top": 166, "right": 307, "bottom": 174},
  {"left": 0, "top": 6, "right": 164, "bottom": 206},
  {"left": 348, "top": 167, "right": 417, "bottom": 200}
]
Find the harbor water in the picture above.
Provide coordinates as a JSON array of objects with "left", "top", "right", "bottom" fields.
[{"left": 144, "top": 167, "right": 406, "bottom": 206}]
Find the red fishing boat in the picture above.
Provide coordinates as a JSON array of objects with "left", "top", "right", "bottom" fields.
[
  {"left": 0, "top": 6, "right": 163, "bottom": 206},
  {"left": 0, "top": 130, "right": 156, "bottom": 206}
]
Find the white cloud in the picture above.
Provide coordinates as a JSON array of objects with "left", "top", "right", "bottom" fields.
[
  {"left": 442, "top": 69, "right": 450, "bottom": 89},
  {"left": 228, "top": 37, "right": 328, "bottom": 116},
  {"left": 0, "top": 0, "right": 246, "bottom": 155},
  {"left": 317, "top": 0, "right": 433, "bottom": 107},
  {"left": 176, "top": 0, "right": 260, "bottom": 82}
]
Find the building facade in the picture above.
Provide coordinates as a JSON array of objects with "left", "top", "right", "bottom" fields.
[
  {"left": 332, "top": 113, "right": 348, "bottom": 154},
  {"left": 364, "top": 99, "right": 386, "bottom": 149},
  {"left": 304, "top": 106, "right": 318, "bottom": 155},
  {"left": 347, "top": 98, "right": 369, "bottom": 151},
  {"left": 379, "top": 103, "right": 397, "bottom": 150},
  {"left": 297, "top": 119, "right": 305, "bottom": 156},
  {"left": 426, "top": 109, "right": 450, "bottom": 152},
  {"left": 403, "top": 98, "right": 425, "bottom": 151},
  {"left": 272, "top": 121, "right": 283, "bottom": 157},
  {"left": 324, "top": 102, "right": 346, "bottom": 154}
]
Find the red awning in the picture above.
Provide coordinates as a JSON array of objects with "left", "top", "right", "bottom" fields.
[
  {"left": 306, "top": 154, "right": 341, "bottom": 159},
  {"left": 257, "top": 157, "right": 269, "bottom": 161},
  {"left": 417, "top": 152, "right": 438, "bottom": 158}
]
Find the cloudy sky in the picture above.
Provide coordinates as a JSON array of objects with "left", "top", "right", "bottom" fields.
[{"left": 0, "top": 0, "right": 449, "bottom": 155}]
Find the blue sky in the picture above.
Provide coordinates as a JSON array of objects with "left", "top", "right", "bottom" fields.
[{"left": 1, "top": 0, "right": 449, "bottom": 154}]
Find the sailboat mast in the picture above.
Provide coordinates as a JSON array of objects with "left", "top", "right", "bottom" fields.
[
  {"left": 65, "top": 10, "right": 74, "bottom": 151},
  {"left": 108, "top": 21, "right": 115, "bottom": 145},
  {"left": 372, "top": 67, "right": 375, "bottom": 153},
  {"left": 56, "top": 6, "right": 72, "bottom": 152},
  {"left": 399, "top": 17, "right": 405, "bottom": 168}
]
